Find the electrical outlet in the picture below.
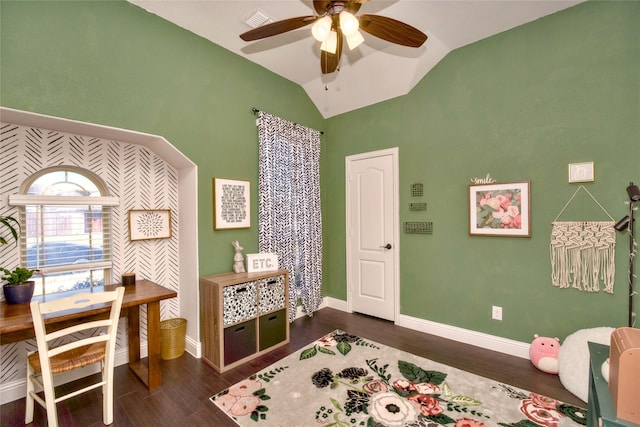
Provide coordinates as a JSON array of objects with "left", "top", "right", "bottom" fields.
[{"left": 492, "top": 306, "right": 503, "bottom": 321}]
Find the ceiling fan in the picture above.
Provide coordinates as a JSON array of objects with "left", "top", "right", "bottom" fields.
[{"left": 240, "top": 0, "right": 428, "bottom": 74}]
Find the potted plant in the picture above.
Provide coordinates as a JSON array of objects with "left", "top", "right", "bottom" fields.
[
  {"left": 1, "top": 216, "right": 35, "bottom": 304},
  {"left": 2, "top": 267, "right": 36, "bottom": 304}
]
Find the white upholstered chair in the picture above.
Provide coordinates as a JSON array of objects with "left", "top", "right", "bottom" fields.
[{"left": 25, "top": 286, "right": 125, "bottom": 427}]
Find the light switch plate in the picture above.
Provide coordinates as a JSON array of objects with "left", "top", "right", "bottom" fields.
[{"left": 568, "top": 162, "right": 594, "bottom": 183}]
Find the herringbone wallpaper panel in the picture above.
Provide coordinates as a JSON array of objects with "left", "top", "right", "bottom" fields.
[{"left": 0, "top": 121, "right": 180, "bottom": 386}]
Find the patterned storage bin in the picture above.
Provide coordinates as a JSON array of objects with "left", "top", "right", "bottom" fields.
[
  {"left": 258, "top": 275, "right": 286, "bottom": 315},
  {"left": 223, "top": 282, "right": 257, "bottom": 325}
]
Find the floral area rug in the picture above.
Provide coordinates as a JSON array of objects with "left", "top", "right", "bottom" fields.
[{"left": 211, "top": 330, "right": 587, "bottom": 427}]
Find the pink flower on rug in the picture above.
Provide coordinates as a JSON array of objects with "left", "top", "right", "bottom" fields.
[
  {"left": 392, "top": 379, "right": 417, "bottom": 394},
  {"left": 454, "top": 418, "right": 486, "bottom": 427},
  {"left": 520, "top": 398, "right": 562, "bottom": 427},
  {"left": 415, "top": 382, "right": 440, "bottom": 394},
  {"left": 214, "top": 393, "right": 238, "bottom": 412},
  {"left": 363, "top": 380, "right": 389, "bottom": 395},
  {"left": 369, "top": 391, "right": 418, "bottom": 426},
  {"left": 230, "top": 396, "right": 261, "bottom": 417},
  {"left": 228, "top": 378, "right": 262, "bottom": 397},
  {"left": 407, "top": 394, "right": 444, "bottom": 416},
  {"left": 315, "top": 335, "right": 338, "bottom": 348},
  {"left": 529, "top": 393, "right": 560, "bottom": 410}
]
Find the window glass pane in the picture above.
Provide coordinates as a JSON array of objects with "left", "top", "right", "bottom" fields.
[
  {"left": 25, "top": 205, "right": 106, "bottom": 268},
  {"left": 31, "top": 268, "right": 105, "bottom": 296},
  {"left": 28, "top": 170, "right": 101, "bottom": 197}
]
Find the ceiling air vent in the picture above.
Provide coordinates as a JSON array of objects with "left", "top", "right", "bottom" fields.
[{"left": 243, "top": 8, "right": 273, "bottom": 29}]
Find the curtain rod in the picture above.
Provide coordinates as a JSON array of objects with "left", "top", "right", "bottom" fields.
[{"left": 252, "top": 107, "right": 323, "bottom": 135}]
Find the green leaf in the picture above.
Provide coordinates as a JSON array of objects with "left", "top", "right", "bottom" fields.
[
  {"left": 427, "top": 413, "right": 456, "bottom": 425},
  {"left": 330, "top": 397, "right": 344, "bottom": 412},
  {"left": 0, "top": 216, "right": 20, "bottom": 246},
  {"left": 450, "top": 395, "right": 482, "bottom": 406},
  {"left": 337, "top": 341, "right": 352, "bottom": 356},
  {"left": 367, "top": 417, "right": 386, "bottom": 427},
  {"left": 319, "top": 346, "right": 336, "bottom": 355},
  {"left": 497, "top": 420, "right": 539, "bottom": 427},
  {"left": 300, "top": 346, "right": 318, "bottom": 360},
  {"left": 478, "top": 208, "right": 492, "bottom": 218},
  {"left": 398, "top": 360, "right": 446, "bottom": 385},
  {"left": 442, "top": 382, "right": 452, "bottom": 397},
  {"left": 256, "top": 405, "right": 269, "bottom": 412}
]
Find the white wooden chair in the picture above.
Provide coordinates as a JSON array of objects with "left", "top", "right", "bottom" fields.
[{"left": 25, "top": 286, "right": 125, "bottom": 427}]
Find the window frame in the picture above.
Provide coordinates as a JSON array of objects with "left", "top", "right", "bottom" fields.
[{"left": 9, "top": 166, "right": 119, "bottom": 296}]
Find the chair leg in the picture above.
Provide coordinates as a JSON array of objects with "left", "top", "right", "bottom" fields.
[
  {"left": 102, "top": 361, "right": 114, "bottom": 425},
  {"left": 43, "top": 385, "right": 58, "bottom": 427},
  {"left": 39, "top": 370, "right": 58, "bottom": 427},
  {"left": 24, "top": 363, "right": 35, "bottom": 424}
]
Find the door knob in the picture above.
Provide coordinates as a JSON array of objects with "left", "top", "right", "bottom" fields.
[{"left": 380, "top": 243, "right": 392, "bottom": 250}]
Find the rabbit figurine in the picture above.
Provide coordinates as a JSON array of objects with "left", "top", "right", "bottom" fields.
[{"left": 232, "top": 241, "right": 246, "bottom": 273}]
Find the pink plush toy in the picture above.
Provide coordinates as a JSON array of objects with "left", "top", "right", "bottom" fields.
[{"left": 529, "top": 334, "right": 560, "bottom": 374}]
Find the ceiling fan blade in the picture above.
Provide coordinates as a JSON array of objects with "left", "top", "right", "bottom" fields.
[
  {"left": 358, "top": 14, "right": 427, "bottom": 48},
  {"left": 240, "top": 16, "right": 318, "bottom": 41},
  {"left": 320, "top": 31, "right": 344, "bottom": 74}
]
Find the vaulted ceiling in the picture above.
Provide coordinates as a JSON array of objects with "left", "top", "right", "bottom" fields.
[{"left": 129, "top": 1, "right": 584, "bottom": 118}]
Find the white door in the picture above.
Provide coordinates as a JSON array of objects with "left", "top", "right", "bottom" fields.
[{"left": 346, "top": 148, "right": 398, "bottom": 321}]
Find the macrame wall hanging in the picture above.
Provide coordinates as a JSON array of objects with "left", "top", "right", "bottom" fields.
[{"left": 550, "top": 186, "right": 616, "bottom": 293}]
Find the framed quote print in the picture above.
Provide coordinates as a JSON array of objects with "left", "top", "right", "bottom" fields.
[
  {"left": 213, "top": 178, "right": 250, "bottom": 230},
  {"left": 468, "top": 181, "right": 531, "bottom": 237}
]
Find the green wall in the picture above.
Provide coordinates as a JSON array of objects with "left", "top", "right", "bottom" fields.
[
  {"left": 1, "top": 1, "right": 638, "bottom": 344},
  {"left": 0, "top": 0, "right": 324, "bottom": 277},
  {"left": 323, "top": 0, "right": 640, "bottom": 341}
]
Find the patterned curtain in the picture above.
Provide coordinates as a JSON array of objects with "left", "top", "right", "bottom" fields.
[{"left": 257, "top": 111, "right": 323, "bottom": 322}]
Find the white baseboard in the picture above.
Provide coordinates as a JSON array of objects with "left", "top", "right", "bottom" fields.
[
  {"left": 322, "top": 298, "right": 530, "bottom": 359},
  {"left": 186, "top": 334, "right": 200, "bottom": 359},
  {"left": 396, "top": 314, "right": 530, "bottom": 359},
  {"left": 322, "top": 296, "right": 348, "bottom": 312}
]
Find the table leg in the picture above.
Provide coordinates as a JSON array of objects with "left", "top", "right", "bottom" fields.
[
  {"left": 127, "top": 306, "right": 140, "bottom": 364},
  {"left": 146, "top": 301, "right": 162, "bottom": 390},
  {"left": 127, "top": 302, "right": 163, "bottom": 390}
]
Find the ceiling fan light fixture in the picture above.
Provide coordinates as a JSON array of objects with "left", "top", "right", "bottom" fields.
[
  {"left": 320, "top": 30, "right": 338, "bottom": 54},
  {"left": 311, "top": 16, "right": 332, "bottom": 42},
  {"left": 346, "top": 30, "right": 364, "bottom": 50},
  {"left": 339, "top": 11, "right": 359, "bottom": 36}
]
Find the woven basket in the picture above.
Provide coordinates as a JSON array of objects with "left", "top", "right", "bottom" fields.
[{"left": 160, "top": 318, "right": 187, "bottom": 360}]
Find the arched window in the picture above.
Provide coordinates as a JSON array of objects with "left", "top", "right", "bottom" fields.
[{"left": 10, "top": 166, "right": 118, "bottom": 296}]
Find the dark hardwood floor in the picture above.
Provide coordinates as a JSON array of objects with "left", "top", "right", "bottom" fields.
[{"left": 1, "top": 307, "right": 584, "bottom": 426}]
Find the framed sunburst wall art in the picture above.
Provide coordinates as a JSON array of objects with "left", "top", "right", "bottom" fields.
[{"left": 128, "top": 209, "right": 172, "bottom": 241}]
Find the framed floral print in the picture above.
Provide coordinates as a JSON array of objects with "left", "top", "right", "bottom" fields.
[{"left": 469, "top": 181, "right": 531, "bottom": 237}]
